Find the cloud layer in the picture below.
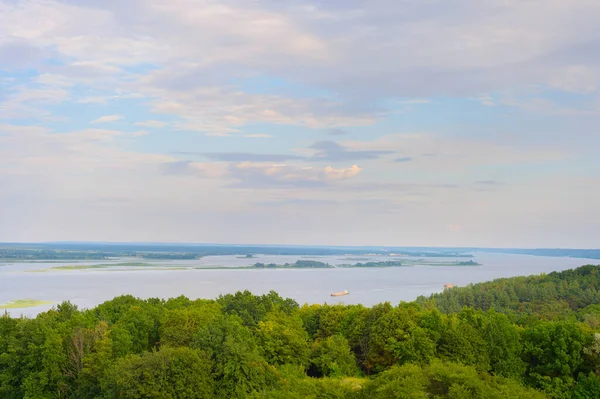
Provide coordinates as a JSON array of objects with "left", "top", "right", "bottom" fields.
[{"left": 0, "top": 0, "right": 599, "bottom": 246}]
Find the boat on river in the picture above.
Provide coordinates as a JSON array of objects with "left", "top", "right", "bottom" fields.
[{"left": 331, "top": 290, "right": 349, "bottom": 297}]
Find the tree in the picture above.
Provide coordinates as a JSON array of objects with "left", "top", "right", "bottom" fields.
[
  {"left": 192, "top": 313, "right": 274, "bottom": 398},
  {"left": 480, "top": 309, "right": 525, "bottom": 379},
  {"left": 367, "top": 305, "right": 437, "bottom": 372},
  {"left": 360, "top": 363, "right": 428, "bottom": 399},
  {"left": 362, "top": 361, "right": 546, "bottom": 399},
  {"left": 437, "top": 310, "right": 490, "bottom": 371},
  {"left": 160, "top": 302, "right": 222, "bottom": 347},
  {"left": 572, "top": 373, "right": 600, "bottom": 399},
  {"left": 102, "top": 347, "right": 213, "bottom": 398},
  {"left": 256, "top": 311, "right": 310, "bottom": 367},
  {"left": 310, "top": 334, "right": 359, "bottom": 377},
  {"left": 522, "top": 321, "right": 589, "bottom": 395}
]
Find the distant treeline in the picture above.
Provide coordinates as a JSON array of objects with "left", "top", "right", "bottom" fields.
[
  {"left": 479, "top": 248, "right": 600, "bottom": 260},
  {"left": 0, "top": 249, "right": 109, "bottom": 260},
  {"left": 0, "top": 243, "right": 475, "bottom": 258},
  {"left": 3, "top": 243, "right": 599, "bottom": 260},
  {"left": 0, "top": 248, "right": 199, "bottom": 261},
  {"left": 2, "top": 265, "right": 600, "bottom": 398}
]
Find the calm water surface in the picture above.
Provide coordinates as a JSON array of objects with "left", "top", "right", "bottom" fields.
[{"left": 0, "top": 253, "right": 597, "bottom": 317}]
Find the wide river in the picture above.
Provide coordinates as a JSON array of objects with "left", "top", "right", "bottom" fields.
[{"left": 1, "top": 252, "right": 598, "bottom": 317}]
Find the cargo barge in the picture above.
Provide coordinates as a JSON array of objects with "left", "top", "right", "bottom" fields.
[{"left": 331, "top": 290, "right": 349, "bottom": 297}]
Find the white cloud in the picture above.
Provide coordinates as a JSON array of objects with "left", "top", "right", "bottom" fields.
[
  {"left": 2, "top": 0, "right": 600, "bottom": 127},
  {"left": 34, "top": 73, "right": 75, "bottom": 87},
  {"left": 89, "top": 114, "right": 123, "bottom": 124},
  {"left": 324, "top": 164, "right": 362, "bottom": 180},
  {"left": 229, "top": 162, "right": 363, "bottom": 188},
  {"left": 0, "top": 84, "right": 70, "bottom": 120},
  {"left": 142, "top": 81, "right": 376, "bottom": 133},
  {"left": 79, "top": 93, "right": 144, "bottom": 104},
  {"left": 244, "top": 134, "right": 272, "bottom": 139},
  {"left": 135, "top": 120, "right": 168, "bottom": 128}
]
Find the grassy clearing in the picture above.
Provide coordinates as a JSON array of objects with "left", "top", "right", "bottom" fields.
[{"left": 0, "top": 299, "right": 54, "bottom": 309}]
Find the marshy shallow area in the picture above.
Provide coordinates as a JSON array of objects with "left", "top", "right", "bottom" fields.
[{"left": 0, "top": 299, "right": 55, "bottom": 309}]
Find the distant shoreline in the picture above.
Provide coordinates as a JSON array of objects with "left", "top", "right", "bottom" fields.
[{"left": 1, "top": 242, "right": 598, "bottom": 260}]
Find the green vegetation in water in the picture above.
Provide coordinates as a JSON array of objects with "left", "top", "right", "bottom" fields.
[
  {"left": 103, "top": 262, "right": 151, "bottom": 267},
  {"left": 136, "top": 253, "right": 200, "bottom": 260},
  {"left": 339, "top": 261, "right": 404, "bottom": 267},
  {"left": 52, "top": 265, "right": 105, "bottom": 271},
  {"left": 104, "top": 267, "right": 190, "bottom": 272},
  {"left": 27, "top": 262, "right": 182, "bottom": 272},
  {"left": 2, "top": 265, "right": 600, "bottom": 398},
  {"left": 25, "top": 259, "right": 481, "bottom": 273},
  {"left": 0, "top": 299, "right": 54, "bottom": 309},
  {"left": 254, "top": 260, "right": 333, "bottom": 268},
  {"left": 27, "top": 265, "right": 105, "bottom": 272},
  {"left": 456, "top": 260, "right": 480, "bottom": 266},
  {"left": 253, "top": 259, "right": 481, "bottom": 269}
]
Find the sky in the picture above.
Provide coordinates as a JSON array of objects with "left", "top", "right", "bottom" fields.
[{"left": 0, "top": 0, "right": 599, "bottom": 248}]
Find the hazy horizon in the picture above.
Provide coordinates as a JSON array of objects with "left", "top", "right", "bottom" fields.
[
  {"left": 1, "top": 0, "right": 598, "bottom": 247},
  {"left": 2, "top": 241, "right": 599, "bottom": 251}
]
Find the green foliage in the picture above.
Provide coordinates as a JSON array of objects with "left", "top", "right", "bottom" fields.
[
  {"left": 522, "top": 322, "right": 589, "bottom": 396},
  {"left": 361, "top": 361, "right": 546, "bottom": 399},
  {"left": 367, "top": 304, "right": 437, "bottom": 371},
  {"left": 310, "top": 334, "right": 360, "bottom": 377},
  {"left": 256, "top": 310, "right": 310, "bottom": 367},
  {"left": 480, "top": 309, "right": 526, "bottom": 378},
  {"left": 572, "top": 373, "right": 600, "bottom": 399},
  {"left": 419, "top": 264, "right": 600, "bottom": 316},
  {"left": 159, "top": 302, "right": 222, "bottom": 347},
  {"left": 101, "top": 347, "right": 213, "bottom": 398},
  {"left": 217, "top": 290, "right": 298, "bottom": 327},
  {"left": 1, "top": 265, "right": 599, "bottom": 398},
  {"left": 190, "top": 311, "right": 274, "bottom": 398},
  {"left": 438, "top": 309, "right": 491, "bottom": 371},
  {"left": 251, "top": 364, "right": 364, "bottom": 399}
]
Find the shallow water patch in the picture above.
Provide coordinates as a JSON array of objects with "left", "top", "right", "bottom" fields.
[{"left": 0, "top": 299, "right": 54, "bottom": 309}]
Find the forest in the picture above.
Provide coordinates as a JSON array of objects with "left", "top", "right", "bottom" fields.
[{"left": 1, "top": 265, "right": 600, "bottom": 398}]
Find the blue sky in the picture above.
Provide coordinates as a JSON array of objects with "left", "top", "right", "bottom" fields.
[{"left": 0, "top": 0, "right": 599, "bottom": 247}]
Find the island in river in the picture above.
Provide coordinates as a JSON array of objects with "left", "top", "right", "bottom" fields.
[{"left": 252, "top": 259, "right": 481, "bottom": 269}]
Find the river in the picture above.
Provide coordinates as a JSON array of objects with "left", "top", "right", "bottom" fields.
[{"left": 0, "top": 252, "right": 597, "bottom": 317}]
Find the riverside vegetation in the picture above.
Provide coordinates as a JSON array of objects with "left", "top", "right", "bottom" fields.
[
  {"left": 1, "top": 265, "right": 600, "bottom": 398},
  {"left": 252, "top": 259, "right": 480, "bottom": 268}
]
